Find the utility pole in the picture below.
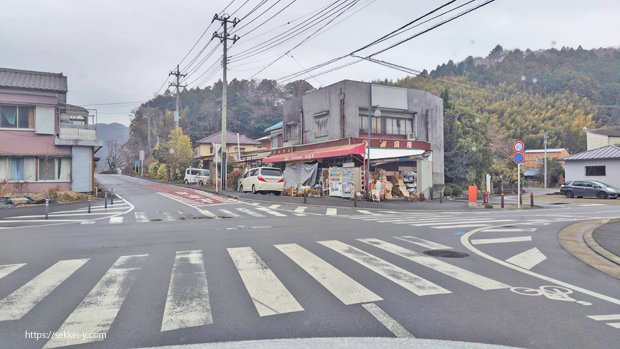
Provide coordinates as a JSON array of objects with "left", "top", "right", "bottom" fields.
[
  {"left": 169, "top": 64, "right": 186, "bottom": 129},
  {"left": 146, "top": 109, "right": 152, "bottom": 162},
  {"left": 543, "top": 132, "right": 548, "bottom": 189},
  {"left": 212, "top": 13, "right": 239, "bottom": 190}
]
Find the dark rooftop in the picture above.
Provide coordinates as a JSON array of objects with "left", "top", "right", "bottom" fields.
[
  {"left": 0, "top": 67, "right": 68, "bottom": 93},
  {"left": 564, "top": 144, "right": 620, "bottom": 161}
]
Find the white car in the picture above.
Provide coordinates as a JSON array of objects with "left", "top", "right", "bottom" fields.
[
  {"left": 183, "top": 167, "right": 211, "bottom": 185},
  {"left": 238, "top": 167, "right": 284, "bottom": 195}
]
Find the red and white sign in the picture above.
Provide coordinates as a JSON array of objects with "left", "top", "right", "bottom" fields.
[{"left": 513, "top": 141, "right": 525, "bottom": 153}]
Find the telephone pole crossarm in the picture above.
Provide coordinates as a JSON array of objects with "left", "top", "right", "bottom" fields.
[{"left": 169, "top": 65, "right": 187, "bottom": 128}]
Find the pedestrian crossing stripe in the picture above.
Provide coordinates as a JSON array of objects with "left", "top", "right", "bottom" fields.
[
  {"left": 0, "top": 263, "right": 25, "bottom": 280},
  {"left": 395, "top": 236, "right": 452, "bottom": 250},
  {"left": 218, "top": 209, "right": 240, "bottom": 217},
  {"left": 255, "top": 206, "right": 287, "bottom": 217},
  {"left": 326, "top": 208, "right": 337, "bottom": 216},
  {"left": 109, "top": 216, "right": 123, "bottom": 224},
  {"left": 236, "top": 207, "right": 265, "bottom": 218},
  {"left": 587, "top": 314, "right": 620, "bottom": 329}
]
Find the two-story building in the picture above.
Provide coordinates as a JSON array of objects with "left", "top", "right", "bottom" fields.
[
  {"left": 262, "top": 80, "right": 444, "bottom": 198},
  {"left": 0, "top": 68, "right": 100, "bottom": 193},
  {"left": 193, "top": 130, "right": 260, "bottom": 175}
]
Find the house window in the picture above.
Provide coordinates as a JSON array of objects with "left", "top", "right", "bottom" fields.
[
  {"left": 385, "top": 117, "right": 414, "bottom": 135},
  {"left": 10, "top": 158, "right": 24, "bottom": 181},
  {"left": 286, "top": 124, "right": 299, "bottom": 141},
  {"left": 271, "top": 137, "right": 278, "bottom": 149},
  {"left": 38, "top": 159, "right": 57, "bottom": 180},
  {"left": 0, "top": 105, "right": 35, "bottom": 129},
  {"left": 359, "top": 116, "right": 381, "bottom": 134},
  {"left": 315, "top": 117, "right": 328, "bottom": 137},
  {"left": 585, "top": 166, "right": 606, "bottom": 176}
]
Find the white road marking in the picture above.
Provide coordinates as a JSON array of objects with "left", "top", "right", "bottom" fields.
[
  {"left": 268, "top": 204, "right": 281, "bottom": 209},
  {"left": 43, "top": 254, "right": 148, "bottom": 348},
  {"left": 250, "top": 202, "right": 261, "bottom": 206},
  {"left": 134, "top": 211, "right": 149, "bottom": 223},
  {"left": 481, "top": 228, "right": 536, "bottom": 233},
  {"left": 236, "top": 207, "right": 265, "bottom": 218},
  {"left": 294, "top": 206, "right": 307, "bottom": 213},
  {"left": 0, "top": 219, "right": 85, "bottom": 223},
  {"left": 357, "top": 210, "right": 381, "bottom": 215},
  {"left": 326, "top": 208, "right": 337, "bottom": 216},
  {"left": 109, "top": 216, "right": 123, "bottom": 224},
  {"left": 608, "top": 323, "right": 620, "bottom": 329},
  {"left": 0, "top": 259, "right": 88, "bottom": 321},
  {"left": 218, "top": 209, "right": 239, "bottom": 217},
  {"left": 471, "top": 236, "right": 533, "bottom": 245},
  {"left": 275, "top": 243, "right": 382, "bottom": 305},
  {"left": 161, "top": 211, "right": 175, "bottom": 222},
  {"left": 362, "top": 303, "right": 414, "bottom": 338},
  {"left": 318, "top": 240, "right": 450, "bottom": 296},
  {"left": 412, "top": 219, "right": 514, "bottom": 227},
  {"left": 395, "top": 236, "right": 452, "bottom": 250},
  {"left": 80, "top": 221, "right": 96, "bottom": 225},
  {"left": 255, "top": 207, "right": 287, "bottom": 217},
  {"left": 161, "top": 250, "right": 212, "bottom": 331},
  {"left": 0, "top": 263, "right": 26, "bottom": 280},
  {"left": 227, "top": 247, "right": 303, "bottom": 316},
  {"left": 198, "top": 209, "right": 217, "bottom": 218},
  {"left": 359, "top": 239, "right": 509, "bottom": 290},
  {"left": 434, "top": 223, "right": 497, "bottom": 229},
  {"left": 505, "top": 247, "right": 547, "bottom": 270},
  {"left": 587, "top": 314, "right": 620, "bottom": 321}
]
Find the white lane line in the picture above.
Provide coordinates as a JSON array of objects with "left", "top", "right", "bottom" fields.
[
  {"left": 161, "top": 250, "right": 212, "bottom": 331},
  {"left": 395, "top": 236, "right": 452, "bottom": 250},
  {"left": 356, "top": 210, "right": 382, "bottom": 215},
  {"left": 362, "top": 303, "right": 414, "bottom": 338},
  {"left": 0, "top": 219, "right": 86, "bottom": 223},
  {"left": 43, "top": 254, "right": 148, "bottom": 348},
  {"left": 177, "top": 211, "right": 191, "bottom": 220},
  {"left": 0, "top": 259, "right": 88, "bottom": 321},
  {"left": 80, "top": 221, "right": 95, "bottom": 225},
  {"left": 505, "top": 247, "right": 547, "bottom": 270},
  {"left": 482, "top": 228, "right": 536, "bottom": 232},
  {"left": 227, "top": 247, "right": 303, "bottom": 317},
  {"left": 0, "top": 263, "right": 26, "bottom": 280},
  {"left": 608, "top": 322, "right": 620, "bottom": 329},
  {"left": 268, "top": 204, "right": 281, "bottom": 209},
  {"left": 318, "top": 240, "right": 450, "bottom": 296},
  {"left": 471, "top": 236, "right": 533, "bottom": 245},
  {"left": 255, "top": 207, "right": 287, "bottom": 217},
  {"left": 358, "top": 239, "right": 509, "bottom": 290},
  {"left": 198, "top": 209, "right": 217, "bottom": 219},
  {"left": 250, "top": 202, "right": 261, "bottom": 206},
  {"left": 236, "top": 207, "right": 265, "bottom": 218},
  {"left": 433, "top": 223, "right": 497, "bottom": 229},
  {"left": 326, "top": 208, "right": 337, "bottom": 216},
  {"left": 218, "top": 209, "right": 239, "bottom": 217},
  {"left": 109, "top": 216, "right": 123, "bottom": 224},
  {"left": 135, "top": 211, "right": 149, "bottom": 223},
  {"left": 294, "top": 206, "right": 307, "bottom": 213},
  {"left": 161, "top": 211, "right": 175, "bottom": 222},
  {"left": 588, "top": 314, "right": 620, "bottom": 321},
  {"left": 412, "top": 219, "right": 514, "bottom": 227},
  {"left": 275, "top": 244, "right": 382, "bottom": 305}
]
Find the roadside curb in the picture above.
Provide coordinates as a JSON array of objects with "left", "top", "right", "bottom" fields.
[{"left": 558, "top": 219, "right": 620, "bottom": 280}]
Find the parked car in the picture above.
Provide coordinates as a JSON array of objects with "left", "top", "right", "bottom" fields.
[
  {"left": 183, "top": 168, "right": 211, "bottom": 185},
  {"left": 560, "top": 180, "right": 619, "bottom": 199},
  {"left": 238, "top": 167, "right": 284, "bottom": 195}
]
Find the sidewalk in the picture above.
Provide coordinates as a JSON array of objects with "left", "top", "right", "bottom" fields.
[{"left": 558, "top": 219, "right": 620, "bottom": 280}]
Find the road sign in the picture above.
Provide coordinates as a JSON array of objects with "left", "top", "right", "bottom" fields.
[
  {"left": 513, "top": 141, "right": 525, "bottom": 153},
  {"left": 514, "top": 153, "right": 524, "bottom": 164}
]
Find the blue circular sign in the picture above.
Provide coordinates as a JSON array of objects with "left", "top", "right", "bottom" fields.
[{"left": 513, "top": 153, "right": 525, "bottom": 164}]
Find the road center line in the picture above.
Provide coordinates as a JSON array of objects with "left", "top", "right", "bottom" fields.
[{"left": 362, "top": 303, "right": 414, "bottom": 338}]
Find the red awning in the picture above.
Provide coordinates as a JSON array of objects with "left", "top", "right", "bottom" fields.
[{"left": 263, "top": 143, "right": 366, "bottom": 163}]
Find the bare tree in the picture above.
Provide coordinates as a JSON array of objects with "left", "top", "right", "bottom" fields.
[{"left": 106, "top": 140, "right": 128, "bottom": 170}]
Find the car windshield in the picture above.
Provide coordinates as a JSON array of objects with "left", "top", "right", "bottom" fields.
[{"left": 3, "top": 2, "right": 620, "bottom": 349}]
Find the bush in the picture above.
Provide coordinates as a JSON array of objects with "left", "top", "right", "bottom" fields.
[
  {"left": 228, "top": 169, "right": 242, "bottom": 190},
  {"left": 157, "top": 163, "right": 169, "bottom": 181},
  {"left": 442, "top": 186, "right": 452, "bottom": 197},
  {"left": 148, "top": 161, "right": 160, "bottom": 178},
  {"left": 446, "top": 184, "right": 463, "bottom": 197}
]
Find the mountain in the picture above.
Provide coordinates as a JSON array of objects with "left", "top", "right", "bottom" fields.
[{"left": 96, "top": 122, "right": 129, "bottom": 171}]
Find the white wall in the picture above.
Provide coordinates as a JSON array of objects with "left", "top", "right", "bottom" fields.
[
  {"left": 35, "top": 106, "right": 55, "bottom": 135},
  {"left": 564, "top": 159, "right": 620, "bottom": 188},
  {"left": 71, "top": 146, "right": 92, "bottom": 192}
]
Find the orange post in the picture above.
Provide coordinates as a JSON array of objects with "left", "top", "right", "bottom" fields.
[{"left": 468, "top": 185, "right": 478, "bottom": 203}]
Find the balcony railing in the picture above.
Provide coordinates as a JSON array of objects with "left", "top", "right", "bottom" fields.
[{"left": 58, "top": 123, "right": 97, "bottom": 141}]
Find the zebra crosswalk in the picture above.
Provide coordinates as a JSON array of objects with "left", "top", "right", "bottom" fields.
[{"left": 0, "top": 235, "right": 514, "bottom": 347}]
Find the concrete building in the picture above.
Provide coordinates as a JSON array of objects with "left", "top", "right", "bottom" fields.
[
  {"left": 586, "top": 128, "right": 620, "bottom": 150},
  {"left": 563, "top": 144, "right": 620, "bottom": 188},
  {"left": 0, "top": 68, "right": 101, "bottom": 193},
  {"left": 193, "top": 130, "right": 260, "bottom": 176},
  {"left": 264, "top": 80, "right": 444, "bottom": 198}
]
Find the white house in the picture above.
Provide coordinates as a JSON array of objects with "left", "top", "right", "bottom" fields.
[{"left": 563, "top": 144, "right": 620, "bottom": 188}]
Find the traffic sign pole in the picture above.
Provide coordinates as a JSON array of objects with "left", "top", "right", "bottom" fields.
[
  {"left": 513, "top": 141, "right": 525, "bottom": 209},
  {"left": 517, "top": 163, "right": 521, "bottom": 208}
]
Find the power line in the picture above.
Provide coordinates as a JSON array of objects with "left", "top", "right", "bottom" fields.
[{"left": 232, "top": 0, "right": 287, "bottom": 34}]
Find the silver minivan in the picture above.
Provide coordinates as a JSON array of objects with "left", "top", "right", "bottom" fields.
[{"left": 183, "top": 168, "right": 211, "bottom": 185}]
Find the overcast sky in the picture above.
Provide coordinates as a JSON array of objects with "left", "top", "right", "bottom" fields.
[{"left": 2, "top": 0, "right": 618, "bottom": 126}]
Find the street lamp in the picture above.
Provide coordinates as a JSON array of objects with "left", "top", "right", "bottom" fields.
[{"left": 366, "top": 105, "right": 381, "bottom": 196}]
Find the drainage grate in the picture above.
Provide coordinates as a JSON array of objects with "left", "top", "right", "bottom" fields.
[{"left": 423, "top": 250, "right": 469, "bottom": 258}]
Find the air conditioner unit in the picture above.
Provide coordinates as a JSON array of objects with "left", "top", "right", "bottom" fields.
[{"left": 406, "top": 133, "right": 416, "bottom": 140}]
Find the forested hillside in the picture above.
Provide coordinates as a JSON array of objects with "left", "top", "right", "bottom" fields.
[{"left": 125, "top": 45, "right": 619, "bottom": 187}]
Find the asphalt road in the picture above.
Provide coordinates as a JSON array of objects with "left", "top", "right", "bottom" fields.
[{"left": 0, "top": 174, "right": 619, "bottom": 349}]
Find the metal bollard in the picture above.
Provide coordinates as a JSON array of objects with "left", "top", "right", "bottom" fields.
[
  {"left": 104, "top": 191, "right": 108, "bottom": 209},
  {"left": 88, "top": 194, "right": 91, "bottom": 213},
  {"left": 500, "top": 193, "right": 505, "bottom": 209},
  {"left": 45, "top": 199, "right": 49, "bottom": 219},
  {"left": 530, "top": 192, "right": 534, "bottom": 208},
  {"left": 519, "top": 191, "right": 523, "bottom": 206},
  {"left": 439, "top": 191, "right": 443, "bottom": 204},
  {"left": 110, "top": 188, "right": 114, "bottom": 205},
  {"left": 303, "top": 190, "right": 307, "bottom": 204}
]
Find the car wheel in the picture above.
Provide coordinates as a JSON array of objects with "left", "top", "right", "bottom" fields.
[
  {"left": 239, "top": 185, "right": 244, "bottom": 192},
  {"left": 274, "top": 192, "right": 281, "bottom": 196},
  {"left": 597, "top": 191, "right": 608, "bottom": 199},
  {"left": 565, "top": 191, "right": 574, "bottom": 198},
  {"left": 198, "top": 180, "right": 203, "bottom": 186},
  {"left": 252, "top": 185, "right": 257, "bottom": 194},
  {"left": 184, "top": 180, "right": 189, "bottom": 185}
]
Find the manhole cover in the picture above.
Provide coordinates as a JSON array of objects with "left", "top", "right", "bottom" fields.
[{"left": 423, "top": 250, "right": 469, "bottom": 258}]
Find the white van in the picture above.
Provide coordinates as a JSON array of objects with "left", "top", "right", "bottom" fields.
[
  {"left": 238, "top": 167, "right": 284, "bottom": 195},
  {"left": 184, "top": 168, "right": 211, "bottom": 185}
]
